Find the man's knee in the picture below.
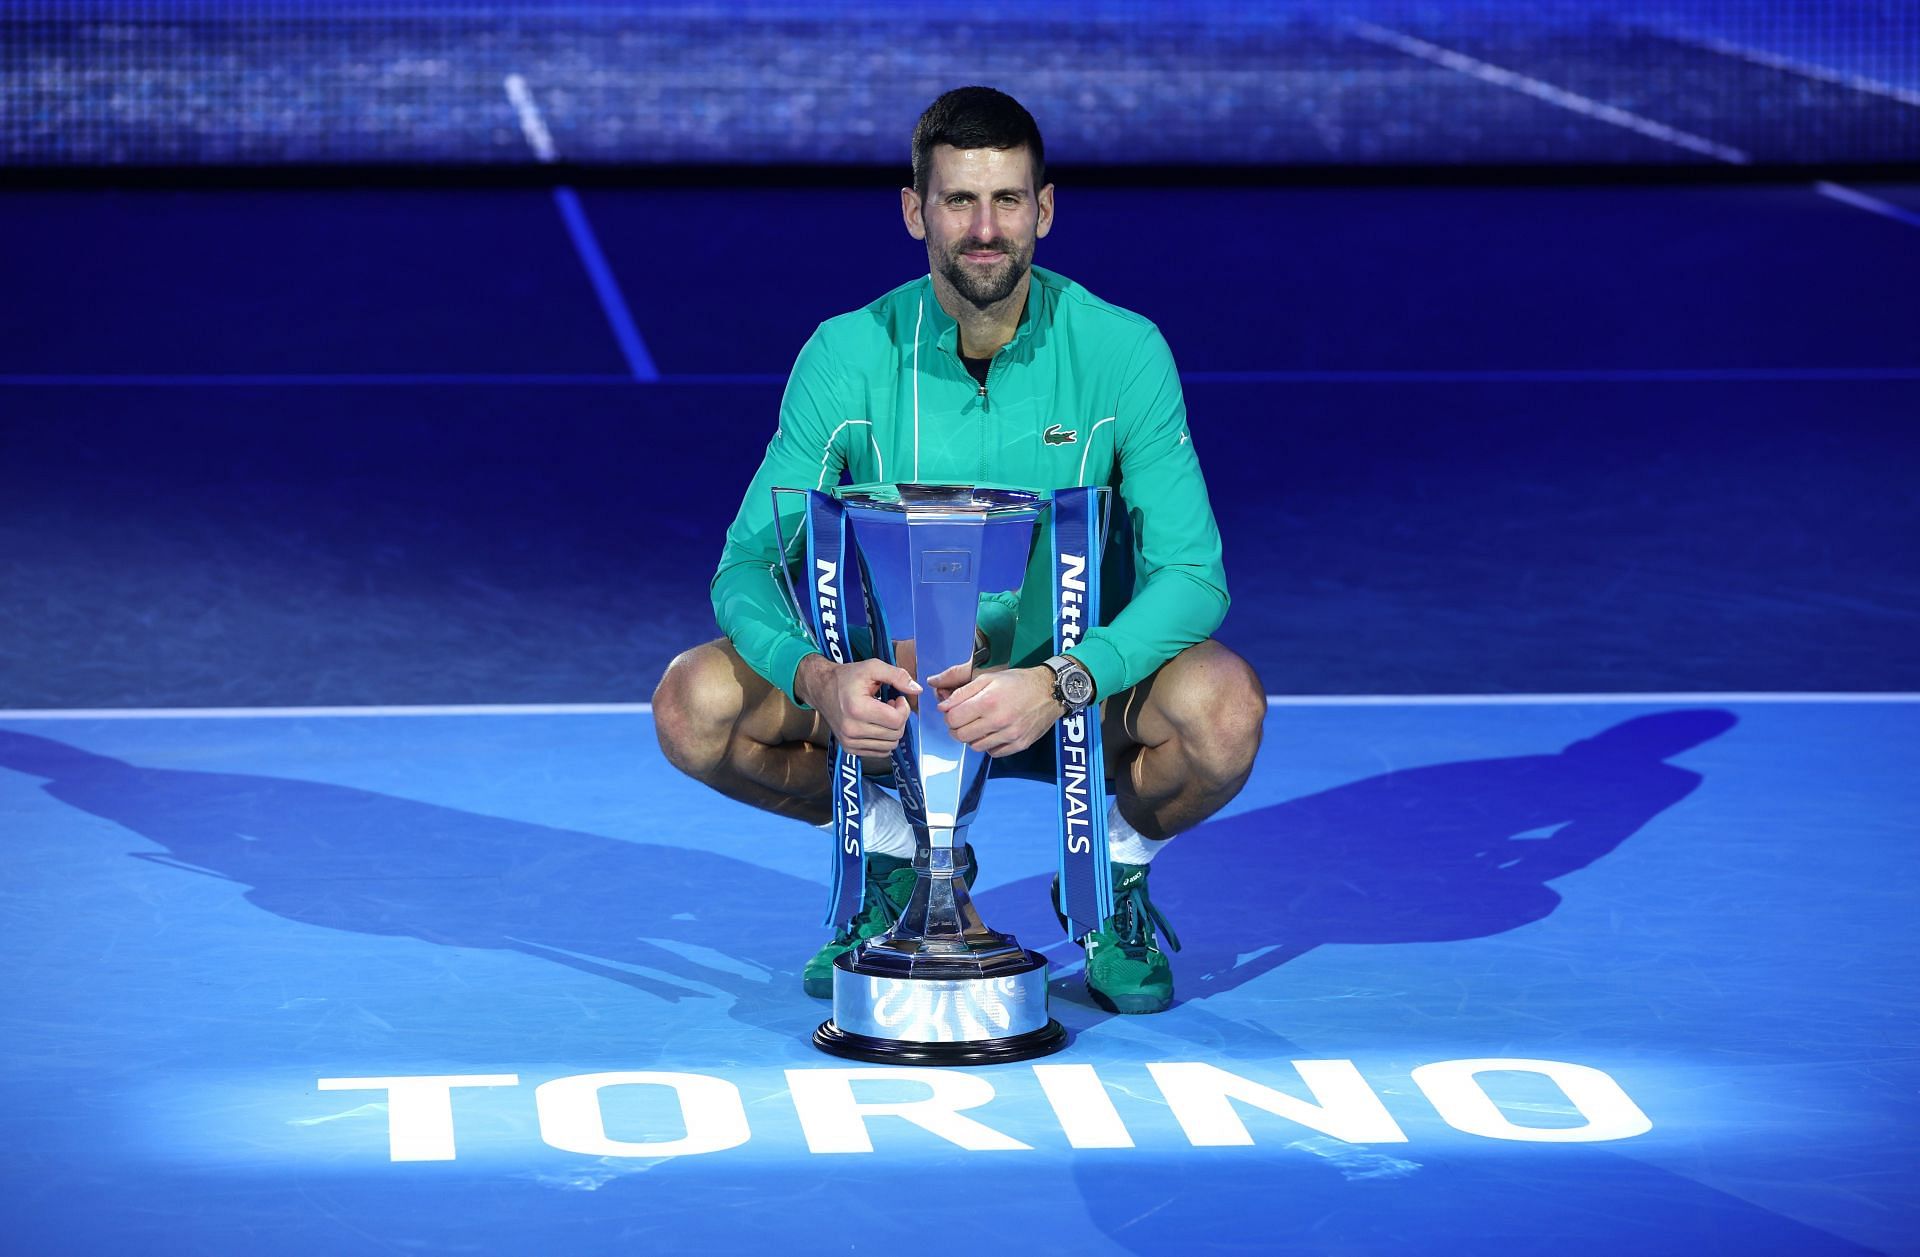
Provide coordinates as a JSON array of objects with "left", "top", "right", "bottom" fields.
[
  {"left": 1158, "top": 641, "right": 1265, "bottom": 786},
  {"left": 652, "top": 641, "right": 750, "bottom": 778}
]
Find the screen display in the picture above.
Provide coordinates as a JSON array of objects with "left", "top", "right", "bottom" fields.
[{"left": 5, "top": 1, "right": 1917, "bottom": 167}]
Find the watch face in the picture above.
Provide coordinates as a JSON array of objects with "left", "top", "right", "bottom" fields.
[{"left": 1062, "top": 668, "right": 1096, "bottom": 707}]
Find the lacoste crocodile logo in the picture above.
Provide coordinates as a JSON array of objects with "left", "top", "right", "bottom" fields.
[{"left": 1043, "top": 424, "right": 1078, "bottom": 446}]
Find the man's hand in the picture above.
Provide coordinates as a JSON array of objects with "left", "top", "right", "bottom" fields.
[
  {"left": 795, "top": 654, "right": 921, "bottom": 756},
  {"left": 932, "top": 662, "right": 1064, "bottom": 759}
]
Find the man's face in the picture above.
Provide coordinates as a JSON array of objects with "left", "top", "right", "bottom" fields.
[{"left": 904, "top": 144, "right": 1054, "bottom": 311}]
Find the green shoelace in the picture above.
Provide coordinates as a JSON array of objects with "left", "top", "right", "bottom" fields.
[{"left": 1108, "top": 870, "right": 1182, "bottom": 954}]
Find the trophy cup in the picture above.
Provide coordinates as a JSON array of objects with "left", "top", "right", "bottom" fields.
[{"left": 775, "top": 482, "right": 1113, "bottom": 1066}]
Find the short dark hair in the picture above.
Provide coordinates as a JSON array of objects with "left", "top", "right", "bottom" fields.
[{"left": 911, "top": 87, "right": 1046, "bottom": 197}]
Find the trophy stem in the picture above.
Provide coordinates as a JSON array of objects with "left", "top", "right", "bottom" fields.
[{"left": 855, "top": 840, "right": 1029, "bottom": 976}]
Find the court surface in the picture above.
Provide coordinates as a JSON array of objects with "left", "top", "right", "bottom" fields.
[{"left": 0, "top": 696, "right": 1913, "bottom": 1255}]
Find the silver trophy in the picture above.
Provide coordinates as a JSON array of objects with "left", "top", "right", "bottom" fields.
[{"left": 786, "top": 483, "right": 1069, "bottom": 1065}]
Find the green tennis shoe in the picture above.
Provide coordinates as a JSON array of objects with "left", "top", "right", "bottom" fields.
[
  {"left": 802, "top": 846, "right": 978, "bottom": 998},
  {"left": 1058, "top": 861, "right": 1183, "bottom": 1015}
]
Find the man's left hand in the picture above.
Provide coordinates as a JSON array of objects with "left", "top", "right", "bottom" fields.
[{"left": 931, "top": 663, "right": 1063, "bottom": 758}]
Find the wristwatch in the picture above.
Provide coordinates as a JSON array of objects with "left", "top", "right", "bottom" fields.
[{"left": 1043, "top": 654, "right": 1097, "bottom": 715}]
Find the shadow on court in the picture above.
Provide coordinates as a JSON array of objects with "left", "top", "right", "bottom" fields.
[
  {"left": 0, "top": 709, "right": 1732, "bottom": 1043},
  {"left": 0, "top": 728, "right": 830, "bottom": 1040},
  {"left": 982, "top": 707, "right": 1738, "bottom": 1015}
]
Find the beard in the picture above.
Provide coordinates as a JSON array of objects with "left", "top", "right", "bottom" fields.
[{"left": 937, "top": 238, "right": 1032, "bottom": 309}]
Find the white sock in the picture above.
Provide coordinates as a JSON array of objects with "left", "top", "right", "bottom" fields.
[
  {"left": 1105, "top": 798, "right": 1172, "bottom": 867},
  {"left": 814, "top": 788, "right": 916, "bottom": 859},
  {"left": 861, "top": 789, "right": 917, "bottom": 858}
]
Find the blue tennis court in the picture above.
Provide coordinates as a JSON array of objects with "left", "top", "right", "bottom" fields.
[{"left": 0, "top": 696, "right": 1914, "bottom": 1254}]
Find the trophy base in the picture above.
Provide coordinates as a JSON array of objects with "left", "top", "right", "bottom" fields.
[
  {"left": 812, "top": 1018, "right": 1068, "bottom": 1066},
  {"left": 813, "top": 949, "right": 1067, "bottom": 1065}
]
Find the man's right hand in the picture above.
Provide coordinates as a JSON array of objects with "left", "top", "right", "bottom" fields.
[{"left": 794, "top": 654, "right": 922, "bottom": 756}]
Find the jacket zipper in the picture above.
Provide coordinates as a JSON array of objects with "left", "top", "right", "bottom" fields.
[{"left": 976, "top": 353, "right": 996, "bottom": 481}]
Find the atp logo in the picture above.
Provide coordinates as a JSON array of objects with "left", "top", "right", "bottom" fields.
[{"left": 1043, "top": 424, "right": 1078, "bottom": 446}]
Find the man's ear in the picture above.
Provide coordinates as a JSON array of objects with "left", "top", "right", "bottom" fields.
[
  {"left": 1036, "top": 182, "right": 1055, "bottom": 240},
  {"left": 901, "top": 186, "right": 926, "bottom": 240}
]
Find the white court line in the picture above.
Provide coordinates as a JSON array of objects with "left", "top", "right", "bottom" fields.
[
  {"left": 1814, "top": 181, "right": 1920, "bottom": 231},
  {"left": 1265, "top": 692, "right": 1920, "bottom": 707},
  {"left": 1347, "top": 23, "right": 1914, "bottom": 233},
  {"left": 503, "top": 73, "right": 559, "bottom": 163},
  {"left": 500, "top": 73, "right": 660, "bottom": 382},
  {"left": 1663, "top": 30, "right": 1920, "bottom": 109},
  {"left": 1350, "top": 21, "right": 1752, "bottom": 164},
  {"left": 0, "top": 703, "right": 654, "bottom": 720},
  {"left": 1, "top": 694, "right": 1915, "bottom": 720}
]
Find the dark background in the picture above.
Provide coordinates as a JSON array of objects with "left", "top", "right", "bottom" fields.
[{"left": 3, "top": 178, "right": 1916, "bottom": 707}]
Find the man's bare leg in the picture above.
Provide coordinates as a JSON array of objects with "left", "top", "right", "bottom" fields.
[
  {"left": 655, "top": 636, "right": 1265, "bottom": 838},
  {"left": 1104, "top": 640, "right": 1266, "bottom": 841},
  {"left": 652, "top": 639, "right": 834, "bottom": 823},
  {"left": 655, "top": 638, "right": 940, "bottom": 997}
]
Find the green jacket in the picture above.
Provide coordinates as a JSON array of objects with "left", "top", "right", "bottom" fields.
[{"left": 711, "top": 265, "right": 1229, "bottom": 704}]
